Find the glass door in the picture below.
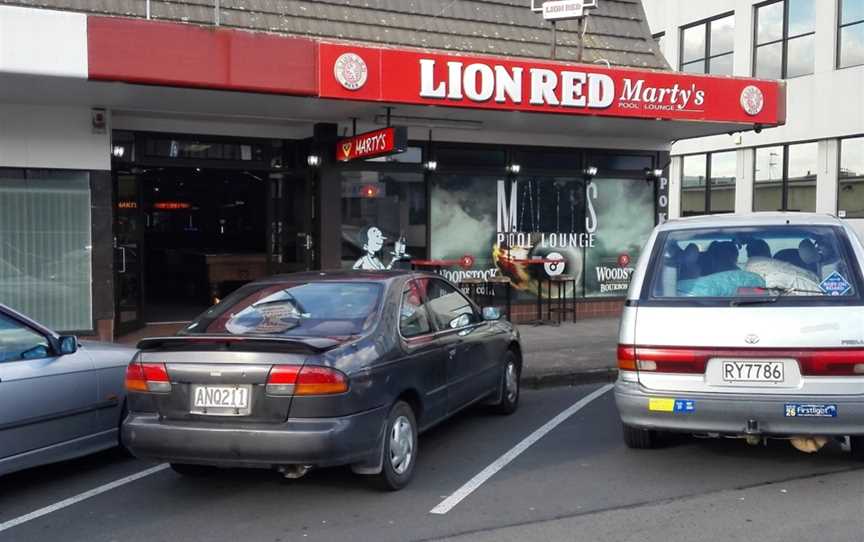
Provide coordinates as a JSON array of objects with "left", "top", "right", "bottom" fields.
[
  {"left": 268, "top": 172, "right": 316, "bottom": 273},
  {"left": 114, "top": 171, "right": 145, "bottom": 334}
]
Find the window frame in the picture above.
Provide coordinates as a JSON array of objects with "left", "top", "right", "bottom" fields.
[
  {"left": 638, "top": 226, "right": 864, "bottom": 308},
  {"left": 679, "top": 12, "right": 736, "bottom": 75},
  {"left": 398, "top": 279, "right": 434, "bottom": 340},
  {"left": 753, "top": 0, "right": 817, "bottom": 79},
  {"left": 424, "top": 278, "right": 481, "bottom": 333},
  {"left": 837, "top": 134, "right": 864, "bottom": 218},
  {"left": 0, "top": 309, "right": 55, "bottom": 363},
  {"left": 752, "top": 141, "right": 819, "bottom": 212},
  {"left": 838, "top": 0, "right": 864, "bottom": 69},
  {"left": 680, "top": 150, "right": 738, "bottom": 217}
]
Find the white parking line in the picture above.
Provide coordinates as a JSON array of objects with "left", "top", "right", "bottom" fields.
[
  {"left": 429, "top": 384, "right": 613, "bottom": 515},
  {"left": 0, "top": 463, "right": 169, "bottom": 534}
]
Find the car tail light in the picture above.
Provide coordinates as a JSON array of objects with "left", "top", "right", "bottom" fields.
[
  {"left": 125, "top": 362, "right": 171, "bottom": 393},
  {"left": 266, "top": 365, "right": 349, "bottom": 396}
]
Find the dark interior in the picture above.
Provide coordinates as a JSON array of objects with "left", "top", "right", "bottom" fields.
[{"left": 140, "top": 167, "right": 267, "bottom": 321}]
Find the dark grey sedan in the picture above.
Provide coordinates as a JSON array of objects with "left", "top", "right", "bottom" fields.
[
  {"left": 0, "top": 304, "right": 136, "bottom": 477},
  {"left": 122, "top": 270, "right": 522, "bottom": 490}
]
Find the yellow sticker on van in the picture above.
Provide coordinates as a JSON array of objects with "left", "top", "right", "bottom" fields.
[{"left": 648, "top": 398, "right": 676, "bottom": 412}]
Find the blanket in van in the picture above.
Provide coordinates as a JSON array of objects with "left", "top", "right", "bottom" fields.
[{"left": 677, "top": 270, "right": 766, "bottom": 297}]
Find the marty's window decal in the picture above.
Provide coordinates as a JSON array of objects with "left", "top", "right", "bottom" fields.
[{"left": 353, "top": 225, "right": 408, "bottom": 270}]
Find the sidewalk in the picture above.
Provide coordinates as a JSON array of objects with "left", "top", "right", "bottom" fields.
[
  {"left": 517, "top": 318, "right": 620, "bottom": 388},
  {"left": 116, "top": 318, "right": 622, "bottom": 388}
]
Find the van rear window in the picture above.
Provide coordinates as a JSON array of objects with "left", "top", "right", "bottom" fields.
[{"left": 646, "top": 226, "right": 860, "bottom": 301}]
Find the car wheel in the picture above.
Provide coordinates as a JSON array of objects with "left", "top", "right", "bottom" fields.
[
  {"left": 622, "top": 424, "right": 657, "bottom": 449},
  {"left": 850, "top": 436, "right": 864, "bottom": 461},
  {"left": 374, "top": 401, "right": 418, "bottom": 491},
  {"left": 170, "top": 463, "right": 216, "bottom": 477},
  {"left": 491, "top": 351, "right": 520, "bottom": 415}
]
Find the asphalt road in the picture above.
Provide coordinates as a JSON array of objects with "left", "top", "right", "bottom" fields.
[{"left": 2, "top": 385, "right": 863, "bottom": 542}]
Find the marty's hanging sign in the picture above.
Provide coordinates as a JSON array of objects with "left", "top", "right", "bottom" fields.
[
  {"left": 335, "top": 126, "right": 408, "bottom": 162},
  {"left": 320, "top": 43, "right": 786, "bottom": 126}
]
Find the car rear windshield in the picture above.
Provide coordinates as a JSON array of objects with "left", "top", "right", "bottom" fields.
[
  {"left": 645, "top": 225, "right": 861, "bottom": 302},
  {"left": 184, "top": 281, "right": 383, "bottom": 337}
]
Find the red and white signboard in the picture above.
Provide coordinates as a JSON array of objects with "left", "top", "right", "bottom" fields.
[
  {"left": 335, "top": 126, "right": 408, "bottom": 162},
  {"left": 320, "top": 43, "right": 785, "bottom": 126}
]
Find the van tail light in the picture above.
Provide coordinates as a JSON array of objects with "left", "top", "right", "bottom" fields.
[
  {"left": 125, "top": 362, "right": 171, "bottom": 393},
  {"left": 617, "top": 345, "right": 637, "bottom": 371},
  {"left": 623, "top": 347, "right": 864, "bottom": 376},
  {"left": 266, "top": 365, "right": 349, "bottom": 396},
  {"left": 798, "top": 350, "right": 864, "bottom": 376}
]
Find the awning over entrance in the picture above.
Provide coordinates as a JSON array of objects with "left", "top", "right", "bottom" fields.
[
  {"left": 2, "top": 9, "right": 785, "bottom": 146},
  {"left": 85, "top": 17, "right": 784, "bottom": 141}
]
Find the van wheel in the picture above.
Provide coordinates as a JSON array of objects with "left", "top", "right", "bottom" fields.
[
  {"left": 850, "top": 436, "right": 864, "bottom": 461},
  {"left": 490, "top": 351, "right": 520, "bottom": 415},
  {"left": 622, "top": 424, "right": 656, "bottom": 449},
  {"left": 170, "top": 463, "right": 216, "bottom": 477},
  {"left": 373, "top": 401, "right": 418, "bottom": 491}
]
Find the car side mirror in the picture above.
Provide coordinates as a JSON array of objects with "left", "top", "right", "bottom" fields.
[
  {"left": 449, "top": 314, "right": 471, "bottom": 329},
  {"left": 482, "top": 307, "right": 502, "bottom": 321},
  {"left": 59, "top": 335, "right": 78, "bottom": 355}
]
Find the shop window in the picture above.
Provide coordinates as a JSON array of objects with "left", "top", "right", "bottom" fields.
[
  {"left": 434, "top": 147, "right": 507, "bottom": 169},
  {"left": 839, "top": 136, "right": 864, "bottom": 218},
  {"left": 681, "top": 152, "right": 737, "bottom": 216},
  {"left": 754, "top": 0, "right": 816, "bottom": 79},
  {"left": 590, "top": 154, "right": 654, "bottom": 172},
  {"left": 366, "top": 146, "right": 423, "bottom": 164},
  {"left": 340, "top": 171, "right": 427, "bottom": 269},
  {"left": 680, "top": 14, "right": 735, "bottom": 75},
  {"left": 512, "top": 149, "right": 582, "bottom": 171},
  {"left": 839, "top": 0, "right": 864, "bottom": 68},
  {"left": 753, "top": 142, "right": 817, "bottom": 212},
  {"left": 0, "top": 170, "right": 92, "bottom": 331}
]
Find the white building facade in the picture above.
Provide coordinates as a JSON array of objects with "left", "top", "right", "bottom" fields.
[{"left": 644, "top": 0, "right": 864, "bottom": 237}]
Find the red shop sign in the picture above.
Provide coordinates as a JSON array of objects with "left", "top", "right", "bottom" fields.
[
  {"left": 336, "top": 126, "right": 408, "bottom": 162},
  {"left": 320, "top": 43, "right": 786, "bottom": 126}
]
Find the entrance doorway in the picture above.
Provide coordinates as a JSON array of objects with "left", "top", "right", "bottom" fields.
[{"left": 114, "top": 165, "right": 315, "bottom": 334}]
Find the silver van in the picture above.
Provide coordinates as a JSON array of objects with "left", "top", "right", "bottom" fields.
[{"left": 615, "top": 213, "right": 864, "bottom": 457}]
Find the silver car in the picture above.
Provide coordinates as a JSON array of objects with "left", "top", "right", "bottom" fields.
[
  {"left": 615, "top": 213, "right": 864, "bottom": 457},
  {"left": 0, "top": 304, "right": 136, "bottom": 476}
]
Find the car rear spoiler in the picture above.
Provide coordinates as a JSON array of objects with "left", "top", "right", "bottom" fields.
[{"left": 136, "top": 335, "right": 345, "bottom": 354}]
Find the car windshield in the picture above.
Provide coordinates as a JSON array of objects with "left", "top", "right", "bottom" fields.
[
  {"left": 183, "top": 281, "right": 383, "bottom": 337},
  {"left": 647, "top": 225, "right": 860, "bottom": 301}
]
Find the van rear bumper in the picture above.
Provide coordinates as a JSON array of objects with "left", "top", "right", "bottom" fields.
[{"left": 615, "top": 379, "right": 864, "bottom": 436}]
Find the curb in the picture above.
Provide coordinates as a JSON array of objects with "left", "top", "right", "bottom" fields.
[{"left": 521, "top": 368, "right": 618, "bottom": 390}]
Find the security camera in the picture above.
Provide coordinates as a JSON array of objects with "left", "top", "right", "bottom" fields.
[{"left": 753, "top": 124, "right": 763, "bottom": 134}]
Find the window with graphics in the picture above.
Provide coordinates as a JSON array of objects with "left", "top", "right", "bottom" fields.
[
  {"left": 680, "top": 14, "right": 735, "bottom": 75},
  {"left": 839, "top": 136, "right": 864, "bottom": 218},
  {"left": 681, "top": 152, "right": 737, "bottom": 216},
  {"left": 754, "top": 0, "right": 816, "bottom": 79},
  {"left": 340, "top": 171, "right": 427, "bottom": 270},
  {"left": 839, "top": 0, "right": 864, "bottom": 69},
  {"left": 754, "top": 143, "right": 816, "bottom": 212}
]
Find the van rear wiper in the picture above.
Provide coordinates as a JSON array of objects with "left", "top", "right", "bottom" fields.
[
  {"left": 730, "top": 296, "right": 778, "bottom": 306},
  {"left": 730, "top": 286, "right": 826, "bottom": 306}
]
